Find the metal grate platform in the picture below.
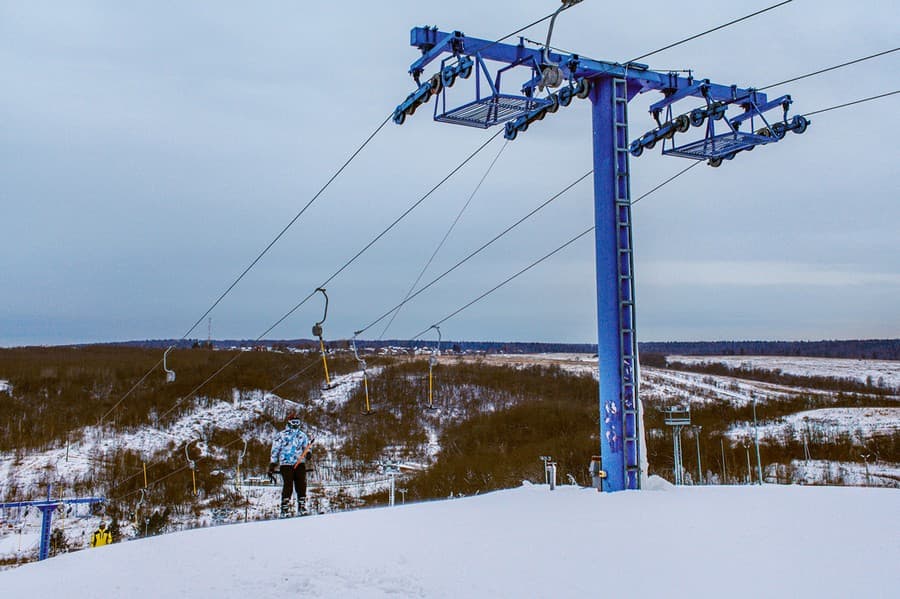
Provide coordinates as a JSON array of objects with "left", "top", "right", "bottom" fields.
[
  {"left": 664, "top": 131, "right": 774, "bottom": 160},
  {"left": 436, "top": 94, "right": 551, "bottom": 128}
]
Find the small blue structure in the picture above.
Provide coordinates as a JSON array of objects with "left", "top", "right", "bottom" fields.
[
  {"left": 391, "top": 8, "right": 808, "bottom": 492},
  {"left": 1, "top": 486, "right": 105, "bottom": 560}
]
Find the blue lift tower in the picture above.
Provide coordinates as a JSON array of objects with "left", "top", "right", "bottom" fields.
[
  {"left": 392, "top": 2, "right": 808, "bottom": 491},
  {"left": 1, "top": 486, "right": 105, "bottom": 560}
]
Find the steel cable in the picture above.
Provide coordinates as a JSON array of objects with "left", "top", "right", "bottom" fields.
[{"left": 377, "top": 140, "right": 510, "bottom": 340}]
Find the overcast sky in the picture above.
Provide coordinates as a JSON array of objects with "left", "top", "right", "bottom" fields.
[{"left": 2, "top": 1, "right": 898, "bottom": 347}]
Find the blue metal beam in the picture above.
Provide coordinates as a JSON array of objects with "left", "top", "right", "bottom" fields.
[
  {"left": 2, "top": 495, "right": 105, "bottom": 560},
  {"left": 0, "top": 497, "right": 105, "bottom": 509},
  {"left": 409, "top": 27, "right": 766, "bottom": 105}
]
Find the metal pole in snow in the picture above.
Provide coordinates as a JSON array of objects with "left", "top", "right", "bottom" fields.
[
  {"left": 745, "top": 445, "right": 752, "bottom": 484},
  {"left": 752, "top": 398, "right": 763, "bottom": 484},
  {"left": 861, "top": 454, "right": 871, "bottom": 486},
  {"left": 694, "top": 426, "right": 702, "bottom": 485},
  {"left": 720, "top": 438, "right": 727, "bottom": 484}
]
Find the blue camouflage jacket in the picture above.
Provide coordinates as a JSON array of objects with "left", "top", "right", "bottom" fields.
[{"left": 270, "top": 426, "right": 312, "bottom": 465}]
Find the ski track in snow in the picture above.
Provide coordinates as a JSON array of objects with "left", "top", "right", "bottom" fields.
[{"left": 0, "top": 483, "right": 897, "bottom": 598}]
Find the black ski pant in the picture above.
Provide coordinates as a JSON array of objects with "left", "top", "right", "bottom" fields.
[{"left": 279, "top": 463, "right": 306, "bottom": 503}]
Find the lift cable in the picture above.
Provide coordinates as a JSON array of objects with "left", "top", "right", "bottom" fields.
[
  {"left": 480, "top": 2, "right": 583, "bottom": 54},
  {"left": 409, "top": 163, "right": 702, "bottom": 339},
  {"left": 97, "top": 115, "right": 391, "bottom": 425},
  {"left": 799, "top": 89, "right": 899, "bottom": 117},
  {"left": 522, "top": 2, "right": 792, "bottom": 72},
  {"left": 180, "top": 114, "right": 393, "bottom": 342},
  {"left": 411, "top": 227, "right": 594, "bottom": 340},
  {"left": 108, "top": 355, "right": 321, "bottom": 497},
  {"left": 98, "top": 364, "right": 164, "bottom": 424},
  {"left": 108, "top": 436, "right": 247, "bottom": 502},
  {"left": 354, "top": 169, "right": 593, "bottom": 337},
  {"left": 155, "top": 130, "right": 502, "bottom": 421},
  {"left": 311, "top": 129, "right": 503, "bottom": 301},
  {"left": 627, "top": 0, "right": 793, "bottom": 63},
  {"left": 631, "top": 162, "right": 700, "bottom": 206},
  {"left": 377, "top": 140, "right": 511, "bottom": 341},
  {"left": 759, "top": 47, "right": 900, "bottom": 91},
  {"left": 268, "top": 356, "right": 322, "bottom": 395}
]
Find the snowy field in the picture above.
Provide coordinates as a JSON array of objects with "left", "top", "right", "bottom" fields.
[
  {"left": 669, "top": 355, "right": 900, "bottom": 388},
  {"left": 728, "top": 407, "right": 900, "bottom": 442},
  {"left": 781, "top": 460, "right": 900, "bottom": 488},
  {"left": 0, "top": 482, "right": 897, "bottom": 598}
]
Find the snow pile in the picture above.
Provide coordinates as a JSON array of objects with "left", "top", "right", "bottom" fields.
[
  {"left": 0, "top": 484, "right": 896, "bottom": 598},
  {"left": 0, "top": 380, "right": 10, "bottom": 394}
]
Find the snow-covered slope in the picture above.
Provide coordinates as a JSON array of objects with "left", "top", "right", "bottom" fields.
[
  {"left": 670, "top": 355, "right": 900, "bottom": 387},
  {"left": 728, "top": 407, "right": 900, "bottom": 442},
  {"left": 1, "top": 482, "right": 896, "bottom": 598}
]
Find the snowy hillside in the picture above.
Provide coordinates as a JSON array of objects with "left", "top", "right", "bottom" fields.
[
  {"left": 727, "top": 407, "right": 900, "bottom": 442},
  {"left": 670, "top": 355, "right": 900, "bottom": 388},
  {"left": 0, "top": 482, "right": 897, "bottom": 598}
]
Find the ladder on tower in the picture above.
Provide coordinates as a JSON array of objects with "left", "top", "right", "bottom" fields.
[{"left": 612, "top": 78, "right": 641, "bottom": 490}]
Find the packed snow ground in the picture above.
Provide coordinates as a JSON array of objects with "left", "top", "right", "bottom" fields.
[{"left": 1, "top": 482, "right": 897, "bottom": 598}]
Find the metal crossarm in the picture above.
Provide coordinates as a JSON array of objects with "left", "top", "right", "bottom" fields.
[
  {"left": 1, "top": 492, "right": 105, "bottom": 560},
  {"left": 409, "top": 27, "right": 761, "bottom": 103}
]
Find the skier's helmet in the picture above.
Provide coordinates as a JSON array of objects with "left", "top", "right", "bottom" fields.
[{"left": 286, "top": 413, "right": 301, "bottom": 428}]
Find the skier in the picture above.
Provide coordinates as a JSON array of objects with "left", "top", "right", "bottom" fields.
[
  {"left": 269, "top": 414, "right": 313, "bottom": 517},
  {"left": 90, "top": 522, "right": 112, "bottom": 547}
]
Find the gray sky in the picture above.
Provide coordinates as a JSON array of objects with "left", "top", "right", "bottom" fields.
[{"left": 2, "top": 1, "right": 898, "bottom": 347}]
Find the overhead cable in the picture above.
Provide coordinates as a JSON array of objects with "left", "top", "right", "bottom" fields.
[
  {"left": 156, "top": 130, "right": 503, "bottom": 420},
  {"left": 411, "top": 227, "right": 595, "bottom": 339},
  {"left": 482, "top": 2, "right": 582, "bottom": 53},
  {"left": 98, "top": 114, "right": 391, "bottom": 424},
  {"left": 377, "top": 140, "right": 510, "bottom": 340},
  {"left": 354, "top": 170, "right": 593, "bottom": 337},
  {"left": 409, "top": 161, "right": 703, "bottom": 339},
  {"left": 181, "top": 114, "right": 392, "bottom": 341},
  {"left": 800, "top": 89, "right": 899, "bottom": 117},
  {"left": 627, "top": 0, "right": 793, "bottom": 63},
  {"left": 631, "top": 162, "right": 700, "bottom": 206},
  {"left": 759, "top": 47, "right": 900, "bottom": 91}
]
